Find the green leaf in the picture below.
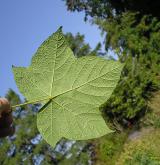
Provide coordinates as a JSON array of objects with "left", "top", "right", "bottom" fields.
[{"left": 13, "top": 27, "right": 123, "bottom": 147}]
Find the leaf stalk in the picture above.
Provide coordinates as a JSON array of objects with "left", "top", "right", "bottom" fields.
[{"left": 11, "top": 97, "right": 53, "bottom": 109}]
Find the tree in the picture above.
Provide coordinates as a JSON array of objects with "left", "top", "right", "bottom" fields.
[
  {"left": 64, "top": 0, "right": 160, "bottom": 20},
  {"left": 65, "top": 32, "right": 101, "bottom": 57},
  {"left": 100, "top": 13, "right": 160, "bottom": 121}
]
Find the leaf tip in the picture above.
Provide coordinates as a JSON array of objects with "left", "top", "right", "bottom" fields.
[
  {"left": 58, "top": 26, "right": 63, "bottom": 32},
  {"left": 59, "top": 26, "right": 63, "bottom": 30},
  {"left": 54, "top": 26, "right": 63, "bottom": 37}
]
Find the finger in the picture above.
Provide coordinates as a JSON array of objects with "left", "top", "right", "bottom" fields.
[
  {"left": 0, "top": 98, "right": 11, "bottom": 115},
  {"left": 0, "top": 114, "right": 13, "bottom": 128},
  {"left": 0, "top": 125, "right": 15, "bottom": 138}
]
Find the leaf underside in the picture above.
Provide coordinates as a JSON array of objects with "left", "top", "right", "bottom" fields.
[{"left": 13, "top": 27, "right": 123, "bottom": 147}]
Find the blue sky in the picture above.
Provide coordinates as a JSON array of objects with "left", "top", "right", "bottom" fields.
[{"left": 0, "top": 0, "right": 105, "bottom": 97}]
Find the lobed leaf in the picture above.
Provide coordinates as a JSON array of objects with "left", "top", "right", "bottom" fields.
[{"left": 13, "top": 27, "right": 123, "bottom": 147}]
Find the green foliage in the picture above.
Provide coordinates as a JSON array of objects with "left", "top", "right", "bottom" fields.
[
  {"left": 95, "top": 132, "right": 127, "bottom": 165},
  {"left": 5, "top": 88, "right": 21, "bottom": 106},
  {"left": 64, "top": 0, "right": 160, "bottom": 20},
  {"left": 141, "top": 92, "right": 160, "bottom": 128},
  {"left": 65, "top": 32, "right": 101, "bottom": 57},
  {"left": 13, "top": 27, "right": 123, "bottom": 147},
  {"left": 65, "top": 32, "right": 91, "bottom": 57},
  {"left": 57, "top": 141, "right": 91, "bottom": 165},
  {"left": 97, "top": 13, "right": 160, "bottom": 121},
  {"left": 117, "top": 129, "right": 160, "bottom": 165},
  {"left": 125, "top": 152, "right": 160, "bottom": 165}
]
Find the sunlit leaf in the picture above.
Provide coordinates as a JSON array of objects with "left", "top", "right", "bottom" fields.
[{"left": 13, "top": 27, "right": 123, "bottom": 147}]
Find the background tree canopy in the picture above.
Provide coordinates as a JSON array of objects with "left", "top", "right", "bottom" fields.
[{"left": 64, "top": 0, "right": 160, "bottom": 20}]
